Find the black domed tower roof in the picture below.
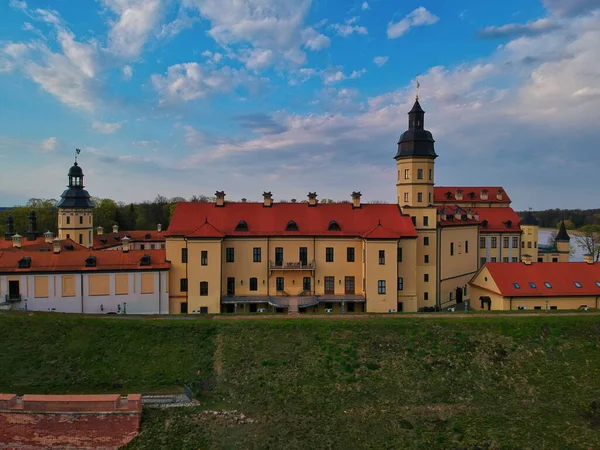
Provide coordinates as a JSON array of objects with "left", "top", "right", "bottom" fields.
[
  {"left": 520, "top": 211, "right": 539, "bottom": 226},
  {"left": 56, "top": 160, "right": 95, "bottom": 208},
  {"left": 394, "top": 99, "right": 438, "bottom": 160}
]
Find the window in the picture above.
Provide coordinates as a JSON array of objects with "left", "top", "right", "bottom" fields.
[
  {"left": 300, "top": 247, "right": 308, "bottom": 265},
  {"left": 201, "top": 251, "right": 208, "bottom": 266},
  {"left": 140, "top": 244, "right": 145, "bottom": 250},
  {"left": 249, "top": 278, "right": 258, "bottom": 291},
  {"left": 200, "top": 307, "right": 208, "bottom": 314},
  {"left": 513, "top": 283, "right": 520, "bottom": 289},
  {"left": 491, "top": 257, "right": 497, "bottom": 262},
  {"left": 398, "top": 277, "right": 404, "bottom": 291},
  {"left": 379, "top": 250, "right": 385, "bottom": 265},
  {"left": 428, "top": 169, "right": 432, "bottom": 180},
  {"left": 424, "top": 292, "right": 429, "bottom": 300},
  {"left": 180, "top": 278, "right": 188, "bottom": 292},
  {"left": 226, "top": 247, "right": 234, "bottom": 262},
  {"left": 424, "top": 237, "right": 429, "bottom": 246},
  {"left": 529, "top": 282, "right": 536, "bottom": 288},
  {"left": 347, "top": 247, "right": 355, "bottom": 262},
  {"left": 428, "top": 193, "right": 432, "bottom": 203},
  {"left": 235, "top": 220, "right": 248, "bottom": 231},
  {"left": 491, "top": 237, "right": 497, "bottom": 248},
  {"left": 424, "top": 255, "right": 429, "bottom": 263},
  {"left": 66, "top": 216, "right": 70, "bottom": 225},
  {"left": 550, "top": 306, "right": 558, "bottom": 310},
  {"left": 78, "top": 234, "right": 83, "bottom": 245},
  {"left": 227, "top": 277, "right": 235, "bottom": 296},
  {"left": 574, "top": 282, "right": 582, "bottom": 288},
  {"left": 275, "top": 247, "right": 283, "bottom": 265},
  {"left": 303, "top": 277, "right": 311, "bottom": 292},
  {"left": 552, "top": 258, "right": 558, "bottom": 262},
  {"left": 423, "top": 216, "right": 429, "bottom": 227},
  {"left": 544, "top": 282, "right": 552, "bottom": 288},
  {"left": 480, "top": 257, "right": 486, "bottom": 266},
  {"left": 465, "top": 241, "right": 469, "bottom": 253},
  {"left": 85, "top": 256, "right": 97, "bottom": 267},
  {"left": 534, "top": 242, "right": 537, "bottom": 248},
  {"left": 512, "top": 257, "right": 518, "bottom": 262},
  {"left": 424, "top": 274, "right": 429, "bottom": 282},
  {"left": 276, "top": 277, "right": 285, "bottom": 291},
  {"left": 397, "top": 247, "right": 403, "bottom": 262},
  {"left": 528, "top": 242, "right": 532, "bottom": 248},
  {"left": 326, "top": 247, "right": 334, "bottom": 262},
  {"left": 404, "top": 169, "right": 409, "bottom": 179},
  {"left": 503, "top": 257, "right": 509, "bottom": 262},
  {"left": 66, "top": 233, "right": 70, "bottom": 239},
  {"left": 328, "top": 220, "right": 341, "bottom": 231},
  {"left": 252, "top": 247, "right": 261, "bottom": 263},
  {"left": 417, "top": 192, "right": 423, "bottom": 203},
  {"left": 200, "top": 282, "right": 208, "bottom": 296},
  {"left": 404, "top": 192, "right": 409, "bottom": 203},
  {"left": 512, "top": 237, "right": 518, "bottom": 248},
  {"left": 450, "top": 242, "right": 454, "bottom": 256},
  {"left": 534, "top": 306, "right": 542, "bottom": 310},
  {"left": 285, "top": 220, "right": 298, "bottom": 231},
  {"left": 480, "top": 237, "right": 486, "bottom": 249},
  {"left": 181, "top": 248, "right": 188, "bottom": 263},
  {"left": 503, "top": 237, "right": 509, "bottom": 248},
  {"left": 417, "top": 169, "right": 423, "bottom": 179},
  {"left": 79, "top": 216, "right": 83, "bottom": 224},
  {"left": 411, "top": 217, "right": 416, "bottom": 226},
  {"left": 378, "top": 280, "right": 386, "bottom": 294},
  {"left": 449, "top": 292, "right": 454, "bottom": 302},
  {"left": 151, "top": 244, "right": 155, "bottom": 250},
  {"left": 522, "top": 242, "right": 525, "bottom": 249}
]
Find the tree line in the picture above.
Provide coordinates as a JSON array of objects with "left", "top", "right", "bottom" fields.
[{"left": 518, "top": 208, "right": 600, "bottom": 229}]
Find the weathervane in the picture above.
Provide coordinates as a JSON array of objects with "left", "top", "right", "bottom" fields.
[
  {"left": 416, "top": 76, "right": 421, "bottom": 101},
  {"left": 75, "top": 148, "right": 81, "bottom": 163}
]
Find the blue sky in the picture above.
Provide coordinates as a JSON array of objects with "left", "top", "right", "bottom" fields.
[{"left": 1, "top": 0, "right": 599, "bottom": 210}]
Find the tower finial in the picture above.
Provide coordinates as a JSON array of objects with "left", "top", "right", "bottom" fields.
[
  {"left": 75, "top": 148, "right": 81, "bottom": 163},
  {"left": 415, "top": 76, "right": 420, "bottom": 101}
]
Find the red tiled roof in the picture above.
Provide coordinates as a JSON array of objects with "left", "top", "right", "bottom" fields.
[
  {"left": 0, "top": 238, "right": 87, "bottom": 252},
  {"left": 167, "top": 202, "right": 418, "bottom": 239},
  {"left": 0, "top": 237, "right": 46, "bottom": 249},
  {"left": 436, "top": 205, "right": 480, "bottom": 227},
  {"left": 0, "top": 249, "right": 170, "bottom": 273},
  {"left": 476, "top": 207, "right": 522, "bottom": 233},
  {"left": 93, "top": 230, "right": 165, "bottom": 249},
  {"left": 434, "top": 186, "right": 511, "bottom": 204},
  {"left": 474, "top": 262, "right": 600, "bottom": 297}
]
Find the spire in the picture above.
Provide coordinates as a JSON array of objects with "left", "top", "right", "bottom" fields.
[
  {"left": 394, "top": 84, "right": 437, "bottom": 160},
  {"left": 556, "top": 221, "right": 570, "bottom": 242}
]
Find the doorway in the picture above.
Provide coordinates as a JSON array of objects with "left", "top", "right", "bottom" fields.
[
  {"left": 456, "top": 287, "right": 463, "bottom": 304},
  {"left": 324, "top": 277, "right": 334, "bottom": 295},
  {"left": 8, "top": 280, "right": 19, "bottom": 299},
  {"left": 345, "top": 277, "right": 355, "bottom": 295},
  {"left": 227, "top": 277, "right": 235, "bottom": 296}
]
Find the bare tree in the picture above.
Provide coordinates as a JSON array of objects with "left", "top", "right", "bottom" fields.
[{"left": 575, "top": 225, "right": 600, "bottom": 262}]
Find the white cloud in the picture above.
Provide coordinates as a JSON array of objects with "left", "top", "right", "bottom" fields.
[
  {"left": 301, "top": 27, "right": 330, "bottom": 50},
  {"left": 9, "top": 0, "right": 27, "bottom": 10},
  {"left": 330, "top": 17, "right": 368, "bottom": 36},
  {"left": 102, "top": 0, "right": 164, "bottom": 59},
  {"left": 478, "top": 18, "right": 560, "bottom": 39},
  {"left": 92, "top": 120, "right": 123, "bottom": 134},
  {"left": 573, "top": 87, "right": 600, "bottom": 98},
  {"left": 388, "top": 7, "right": 439, "bottom": 39},
  {"left": 373, "top": 56, "right": 389, "bottom": 67},
  {"left": 322, "top": 68, "right": 366, "bottom": 84},
  {"left": 152, "top": 62, "right": 255, "bottom": 102},
  {"left": 202, "top": 50, "right": 224, "bottom": 63},
  {"left": 242, "top": 48, "right": 274, "bottom": 70},
  {"left": 3, "top": 42, "right": 28, "bottom": 59},
  {"left": 41, "top": 137, "right": 58, "bottom": 152},
  {"left": 361, "top": 2, "right": 369, "bottom": 11},
  {"left": 123, "top": 65, "right": 133, "bottom": 80}
]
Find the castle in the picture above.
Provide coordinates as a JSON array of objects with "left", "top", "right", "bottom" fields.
[{"left": 1, "top": 98, "right": 583, "bottom": 314}]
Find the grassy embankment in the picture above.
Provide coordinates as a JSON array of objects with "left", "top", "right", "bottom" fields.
[{"left": 1, "top": 313, "right": 600, "bottom": 449}]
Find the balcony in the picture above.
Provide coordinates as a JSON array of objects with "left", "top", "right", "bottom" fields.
[
  {"left": 4, "top": 294, "right": 22, "bottom": 303},
  {"left": 268, "top": 260, "right": 316, "bottom": 273}
]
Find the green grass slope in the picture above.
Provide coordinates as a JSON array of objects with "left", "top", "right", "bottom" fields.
[{"left": 1, "top": 314, "right": 600, "bottom": 449}]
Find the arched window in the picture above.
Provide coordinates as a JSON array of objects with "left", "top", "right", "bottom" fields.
[
  {"left": 85, "top": 256, "right": 97, "bottom": 267},
  {"left": 328, "top": 220, "right": 341, "bottom": 231},
  {"left": 235, "top": 220, "right": 248, "bottom": 231},
  {"left": 285, "top": 220, "right": 298, "bottom": 231},
  {"left": 140, "top": 254, "right": 151, "bottom": 266}
]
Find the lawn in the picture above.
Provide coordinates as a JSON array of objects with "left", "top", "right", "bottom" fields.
[{"left": 1, "top": 313, "right": 600, "bottom": 449}]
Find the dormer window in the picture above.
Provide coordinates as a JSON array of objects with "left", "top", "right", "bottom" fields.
[
  {"left": 85, "top": 256, "right": 97, "bottom": 267},
  {"left": 468, "top": 192, "right": 476, "bottom": 200},
  {"left": 481, "top": 190, "right": 488, "bottom": 200},
  {"left": 64, "top": 244, "right": 74, "bottom": 251},
  {"left": 504, "top": 220, "right": 512, "bottom": 228},
  {"left": 481, "top": 220, "right": 488, "bottom": 228},
  {"left": 144, "top": 233, "right": 151, "bottom": 239},
  {"left": 328, "top": 220, "right": 341, "bottom": 231},
  {"left": 99, "top": 238, "right": 107, "bottom": 245},
  {"left": 445, "top": 192, "right": 453, "bottom": 200},
  {"left": 529, "top": 282, "right": 536, "bottom": 288},
  {"left": 545, "top": 282, "right": 552, "bottom": 288},
  {"left": 113, "top": 236, "right": 121, "bottom": 241},
  {"left": 513, "top": 283, "right": 520, "bottom": 289},
  {"left": 574, "top": 282, "right": 582, "bottom": 288},
  {"left": 234, "top": 220, "right": 248, "bottom": 232},
  {"left": 18, "top": 256, "right": 31, "bottom": 269},
  {"left": 140, "top": 254, "right": 151, "bottom": 266},
  {"left": 285, "top": 220, "right": 298, "bottom": 231}
]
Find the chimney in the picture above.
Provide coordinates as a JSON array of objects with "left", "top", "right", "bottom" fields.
[
  {"left": 157, "top": 224, "right": 162, "bottom": 233},
  {"left": 454, "top": 211, "right": 462, "bottom": 221},
  {"left": 97, "top": 226, "right": 104, "bottom": 235},
  {"left": 351, "top": 191, "right": 362, "bottom": 209},
  {"left": 43, "top": 231, "right": 53, "bottom": 244},
  {"left": 290, "top": 198, "right": 297, "bottom": 203},
  {"left": 215, "top": 191, "right": 225, "bottom": 207},
  {"left": 12, "top": 233, "right": 22, "bottom": 248},
  {"left": 112, "top": 224, "right": 119, "bottom": 234},
  {"left": 122, "top": 236, "right": 131, "bottom": 253},
  {"left": 27, "top": 210, "right": 38, "bottom": 241},
  {"left": 466, "top": 209, "right": 473, "bottom": 220},
  {"left": 584, "top": 254, "right": 594, "bottom": 264},
  {"left": 473, "top": 211, "right": 480, "bottom": 221},
  {"left": 521, "top": 254, "right": 532, "bottom": 265},
  {"left": 53, "top": 237, "right": 61, "bottom": 254},
  {"left": 455, "top": 189, "right": 463, "bottom": 201},
  {"left": 263, "top": 191, "right": 273, "bottom": 208},
  {"left": 307, "top": 192, "right": 318, "bottom": 207},
  {"left": 5, "top": 214, "right": 15, "bottom": 241},
  {"left": 241, "top": 198, "right": 247, "bottom": 203},
  {"left": 480, "top": 189, "right": 488, "bottom": 200},
  {"left": 496, "top": 189, "right": 504, "bottom": 201}
]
